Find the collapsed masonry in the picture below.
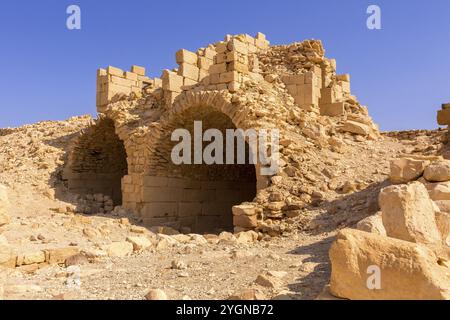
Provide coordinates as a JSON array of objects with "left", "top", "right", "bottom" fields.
[{"left": 63, "top": 32, "right": 380, "bottom": 233}]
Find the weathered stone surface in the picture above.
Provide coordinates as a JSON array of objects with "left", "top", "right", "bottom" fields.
[
  {"left": 145, "top": 289, "right": 168, "bottom": 300},
  {"left": 126, "top": 236, "right": 152, "bottom": 251},
  {"left": 45, "top": 247, "right": 80, "bottom": 265},
  {"left": 0, "top": 184, "right": 10, "bottom": 227},
  {"left": 228, "top": 288, "right": 266, "bottom": 300},
  {"left": 22, "top": 251, "right": 46, "bottom": 265},
  {"left": 356, "top": 212, "right": 386, "bottom": 236},
  {"left": 107, "top": 242, "right": 133, "bottom": 257},
  {"left": 379, "top": 182, "right": 441, "bottom": 244},
  {"left": 341, "top": 120, "right": 370, "bottom": 136},
  {"left": 235, "top": 230, "right": 258, "bottom": 244},
  {"left": 435, "top": 211, "right": 450, "bottom": 246},
  {"left": 0, "top": 245, "right": 16, "bottom": 268},
  {"left": 424, "top": 160, "right": 450, "bottom": 182},
  {"left": 425, "top": 182, "right": 450, "bottom": 201},
  {"left": 389, "top": 158, "right": 429, "bottom": 184},
  {"left": 329, "top": 228, "right": 450, "bottom": 300},
  {"left": 255, "top": 273, "right": 282, "bottom": 288}
]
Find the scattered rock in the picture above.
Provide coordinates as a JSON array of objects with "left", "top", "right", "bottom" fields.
[
  {"left": 126, "top": 236, "right": 152, "bottom": 252},
  {"left": 107, "top": 242, "right": 133, "bottom": 257},
  {"left": 145, "top": 289, "right": 168, "bottom": 300},
  {"left": 255, "top": 273, "right": 282, "bottom": 288}
]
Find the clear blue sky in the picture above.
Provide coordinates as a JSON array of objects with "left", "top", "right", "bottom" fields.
[{"left": 0, "top": 0, "right": 449, "bottom": 131}]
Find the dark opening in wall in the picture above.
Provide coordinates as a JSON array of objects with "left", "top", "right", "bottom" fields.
[
  {"left": 144, "top": 105, "right": 257, "bottom": 233},
  {"left": 64, "top": 118, "right": 128, "bottom": 211}
]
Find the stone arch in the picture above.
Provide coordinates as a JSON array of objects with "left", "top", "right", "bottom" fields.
[
  {"left": 63, "top": 117, "right": 128, "bottom": 211},
  {"left": 136, "top": 90, "right": 267, "bottom": 233}
]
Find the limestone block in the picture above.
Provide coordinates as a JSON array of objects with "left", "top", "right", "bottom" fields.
[
  {"left": 162, "top": 70, "right": 183, "bottom": 92},
  {"left": 281, "top": 74, "right": 304, "bottom": 85},
  {"left": 142, "top": 202, "right": 178, "bottom": 218},
  {"left": 204, "top": 47, "right": 217, "bottom": 60},
  {"left": 341, "top": 120, "right": 371, "bottom": 136},
  {"left": 424, "top": 160, "right": 450, "bottom": 182},
  {"left": 256, "top": 32, "right": 266, "bottom": 40},
  {"left": 437, "top": 109, "right": 450, "bottom": 125},
  {"left": 107, "top": 242, "right": 133, "bottom": 257},
  {"left": 329, "top": 228, "right": 450, "bottom": 300},
  {"left": 176, "top": 49, "right": 198, "bottom": 65},
  {"left": 142, "top": 187, "right": 182, "bottom": 202},
  {"left": 227, "top": 61, "right": 249, "bottom": 73},
  {"left": 178, "top": 202, "right": 202, "bottom": 217},
  {"left": 143, "top": 176, "right": 168, "bottom": 187},
  {"left": 227, "top": 39, "right": 248, "bottom": 54},
  {"left": 198, "top": 57, "right": 213, "bottom": 70},
  {"left": 389, "top": 158, "right": 430, "bottom": 184},
  {"left": 255, "top": 38, "right": 269, "bottom": 50},
  {"left": 233, "top": 214, "right": 258, "bottom": 228},
  {"left": 45, "top": 247, "right": 80, "bottom": 265},
  {"left": 178, "top": 63, "right": 199, "bottom": 81},
  {"left": 107, "top": 66, "right": 124, "bottom": 77},
  {"left": 219, "top": 71, "right": 240, "bottom": 84},
  {"left": 338, "top": 80, "right": 351, "bottom": 94},
  {"left": 125, "top": 71, "right": 138, "bottom": 81},
  {"left": 336, "top": 74, "right": 350, "bottom": 82},
  {"left": 0, "top": 245, "right": 16, "bottom": 268},
  {"left": 379, "top": 182, "right": 441, "bottom": 244},
  {"left": 215, "top": 42, "right": 228, "bottom": 53},
  {"left": 110, "top": 75, "right": 136, "bottom": 87},
  {"left": 426, "top": 181, "right": 450, "bottom": 201},
  {"left": 126, "top": 236, "right": 152, "bottom": 252},
  {"left": 320, "top": 102, "right": 345, "bottom": 117},
  {"left": 131, "top": 65, "right": 146, "bottom": 76},
  {"left": 209, "top": 63, "right": 227, "bottom": 74}
]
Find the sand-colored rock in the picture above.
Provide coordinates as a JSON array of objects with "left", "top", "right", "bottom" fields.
[
  {"left": 126, "top": 236, "right": 152, "bottom": 252},
  {"left": 435, "top": 212, "right": 450, "bottom": 246},
  {"left": 107, "top": 241, "right": 133, "bottom": 257},
  {"left": 425, "top": 182, "right": 450, "bottom": 201},
  {"left": 379, "top": 182, "right": 441, "bottom": 244},
  {"left": 329, "top": 228, "right": 450, "bottom": 300},
  {"left": 0, "top": 245, "right": 16, "bottom": 268},
  {"left": 424, "top": 160, "right": 450, "bottom": 182},
  {"left": 389, "top": 158, "right": 429, "bottom": 184},
  {"left": 356, "top": 212, "right": 386, "bottom": 236},
  {"left": 145, "top": 289, "right": 168, "bottom": 300},
  {"left": 0, "top": 184, "right": 10, "bottom": 227}
]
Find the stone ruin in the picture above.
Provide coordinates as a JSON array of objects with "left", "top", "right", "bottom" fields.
[{"left": 62, "top": 32, "right": 380, "bottom": 234}]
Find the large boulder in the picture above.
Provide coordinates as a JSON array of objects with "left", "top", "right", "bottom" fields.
[
  {"left": 389, "top": 158, "right": 429, "bottom": 184},
  {"left": 356, "top": 212, "right": 386, "bottom": 236},
  {"left": 424, "top": 160, "right": 450, "bottom": 182},
  {"left": 329, "top": 228, "right": 450, "bottom": 300},
  {"left": 379, "top": 182, "right": 441, "bottom": 245}
]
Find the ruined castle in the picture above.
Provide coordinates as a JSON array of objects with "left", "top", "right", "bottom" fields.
[{"left": 62, "top": 32, "right": 379, "bottom": 233}]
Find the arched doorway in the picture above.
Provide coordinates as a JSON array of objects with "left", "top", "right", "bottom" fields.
[
  {"left": 143, "top": 105, "right": 257, "bottom": 233},
  {"left": 64, "top": 118, "right": 128, "bottom": 212}
]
